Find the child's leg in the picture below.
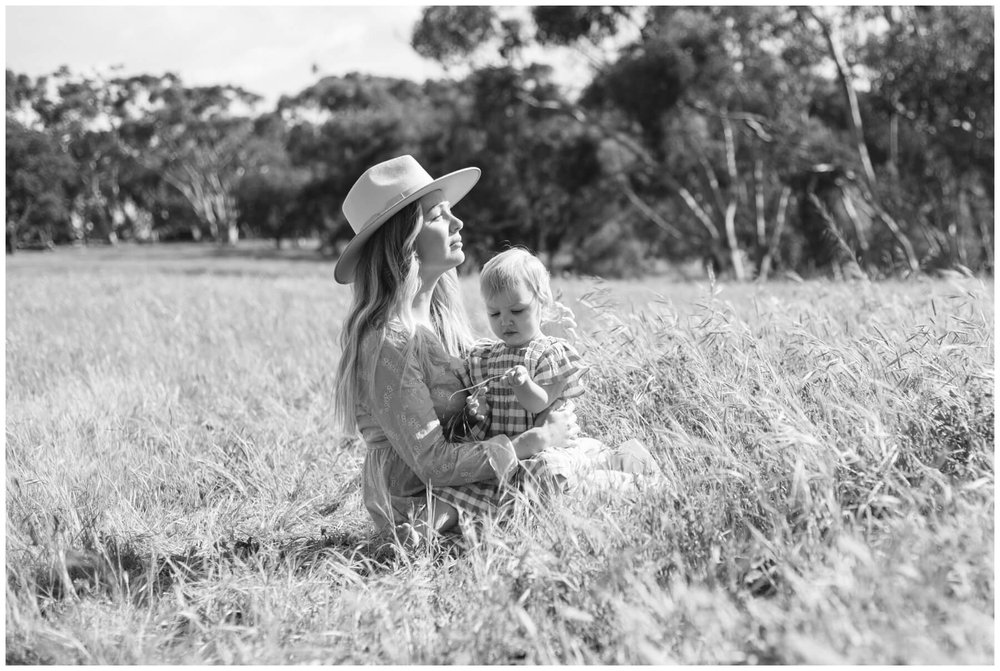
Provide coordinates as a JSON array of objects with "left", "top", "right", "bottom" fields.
[
  {"left": 534, "top": 437, "right": 661, "bottom": 492},
  {"left": 576, "top": 468, "right": 641, "bottom": 494},
  {"left": 606, "top": 438, "right": 661, "bottom": 475}
]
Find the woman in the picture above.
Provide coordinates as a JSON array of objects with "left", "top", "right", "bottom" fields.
[{"left": 332, "top": 155, "right": 578, "bottom": 542}]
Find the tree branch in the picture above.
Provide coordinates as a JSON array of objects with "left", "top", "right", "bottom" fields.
[
  {"left": 803, "top": 7, "right": 878, "bottom": 189},
  {"left": 518, "top": 92, "right": 722, "bottom": 241}
]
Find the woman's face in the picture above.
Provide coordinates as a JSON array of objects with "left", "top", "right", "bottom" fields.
[
  {"left": 484, "top": 282, "right": 542, "bottom": 348},
  {"left": 415, "top": 190, "right": 465, "bottom": 280}
]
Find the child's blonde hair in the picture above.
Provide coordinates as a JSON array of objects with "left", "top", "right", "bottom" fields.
[{"left": 479, "top": 248, "right": 553, "bottom": 309}]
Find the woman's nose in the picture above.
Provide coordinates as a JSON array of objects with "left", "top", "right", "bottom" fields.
[{"left": 449, "top": 212, "right": 463, "bottom": 232}]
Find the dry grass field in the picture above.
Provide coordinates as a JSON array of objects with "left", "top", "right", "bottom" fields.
[{"left": 5, "top": 243, "right": 994, "bottom": 664}]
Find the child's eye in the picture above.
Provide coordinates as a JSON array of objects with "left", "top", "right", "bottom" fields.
[
  {"left": 488, "top": 312, "right": 499, "bottom": 318},
  {"left": 511, "top": 309, "right": 523, "bottom": 314}
]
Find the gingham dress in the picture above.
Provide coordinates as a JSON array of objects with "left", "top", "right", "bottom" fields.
[
  {"left": 465, "top": 336, "right": 602, "bottom": 485},
  {"left": 355, "top": 325, "right": 527, "bottom": 530},
  {"left": 467, "top": 335, "right": 587, "bottom": 437}
]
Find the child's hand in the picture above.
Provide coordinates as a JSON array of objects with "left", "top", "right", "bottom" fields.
[
  {"left": 505, "top": 365, "right": 529, "bottom": 387},
  {"left": 541, "top": 301, "right": 580, "bottom": 342}
]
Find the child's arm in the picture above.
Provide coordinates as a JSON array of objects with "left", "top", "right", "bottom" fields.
[{"left": 506, "top": 365, "right": 568, "bottom": 414}]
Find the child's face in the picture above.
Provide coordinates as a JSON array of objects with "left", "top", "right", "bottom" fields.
[{"left": 484, "top": 282, "right": 542, "bottom": 347}]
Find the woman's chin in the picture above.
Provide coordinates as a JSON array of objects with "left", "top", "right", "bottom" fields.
[{"left": 447, "top": 250, "right": 465, "bottom": 268}]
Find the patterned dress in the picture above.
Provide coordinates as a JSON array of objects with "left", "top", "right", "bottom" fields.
[
  {"left": 467, "top": 335, "right": 604, "bottom": 485},
  {"left": 467, "top": 335, "right": 587, "bottom": 436},
  {"left": 355, "top": 324, "right": 522, "bottom": 530}
]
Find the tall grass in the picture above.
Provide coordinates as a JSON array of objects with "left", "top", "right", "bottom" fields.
[{"left": 5, "top": 246, "right": 994, "bottom": 663}]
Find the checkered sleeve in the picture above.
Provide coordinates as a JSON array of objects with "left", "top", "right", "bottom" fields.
[{"left": 533, "top": 339, "right": 588, "bottom": 400}]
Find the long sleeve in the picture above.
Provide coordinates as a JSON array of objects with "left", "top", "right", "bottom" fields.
[{"left": 364, "top": 335, "right": 519, "bottom": 487}]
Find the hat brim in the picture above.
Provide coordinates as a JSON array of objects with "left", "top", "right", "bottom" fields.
[{"left": 334, "top": 166, "right": 481, "bottom": 284}]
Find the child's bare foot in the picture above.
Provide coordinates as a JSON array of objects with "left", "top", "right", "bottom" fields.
[{"left": 609, "top": 439, "right": 661, "bottom": 475}]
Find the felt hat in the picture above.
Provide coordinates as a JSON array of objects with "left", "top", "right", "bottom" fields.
[{"left": 334, "top": 155, "right": 481, "bottom": 284}]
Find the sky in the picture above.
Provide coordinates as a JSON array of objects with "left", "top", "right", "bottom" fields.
[{"left": 5, "top": 5, "right": 458, "bottom": 107}]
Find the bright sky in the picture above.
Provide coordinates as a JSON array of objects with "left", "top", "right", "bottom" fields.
[{"left": 5, "top": 5, "right": 454, "bottom": 107}]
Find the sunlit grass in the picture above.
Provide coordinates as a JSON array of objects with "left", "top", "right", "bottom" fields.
[{"left": 5, "top": 244, "right": 994, "bottom": 663}]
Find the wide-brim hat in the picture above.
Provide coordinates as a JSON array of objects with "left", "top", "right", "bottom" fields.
[{"left": 334, "top": 155, "right": 481, "bottom": 284}]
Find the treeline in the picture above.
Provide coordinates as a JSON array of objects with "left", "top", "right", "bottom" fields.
[{"left": 6, "top": 6, "right": 993, "bottom": 278}]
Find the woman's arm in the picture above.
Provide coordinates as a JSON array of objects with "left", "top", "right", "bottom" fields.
[{"left": 367, "top": 338, "right": 537, "bottom": 487}]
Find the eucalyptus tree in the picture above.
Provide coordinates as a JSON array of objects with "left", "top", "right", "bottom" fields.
[
  {"left": 411, "top": 6, "right": 825, "bottom": 277},
  {"left": 5, "top": 119, "right": 78, "bottom": 251},
  {"left": 860, "top": 6, "right": 994, "bottom": 271},
  {"left": 412, "top": 7, "right": 622, "bottom": 271},
  {"left": 5, "top": 67, "right": 152, "bottom": 245},
  {"left": 410, "top": 5, "right": 987, "bottom": 277},
  {"left": 234, "top": 113, "right": 313, "bottom": 247},
  {"left": 116, "top": 78, "right": 264, "bottom": 244}
]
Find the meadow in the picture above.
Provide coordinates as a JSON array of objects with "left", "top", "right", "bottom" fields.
[{"left": 5, "top": 243, "right": 994, "bottom": 664}]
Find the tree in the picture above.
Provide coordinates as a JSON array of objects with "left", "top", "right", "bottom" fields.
[
  {"left": 118, "top": 80, "right": 264, "bottom": 244},
  {"left": 7, "top": 67, "right": 158, "bottom": 245},
  {"left": 411, "top": 6, "right": 824, "bottom": 278},
  {"left": 235, "top": 114, "right": 312, "bottom": 246},
  {"left": 861, "top": 6, "right": 994, "bottom": 271},
  {"left": 6, "top": 120, "right": 78, "bottom": 252}
]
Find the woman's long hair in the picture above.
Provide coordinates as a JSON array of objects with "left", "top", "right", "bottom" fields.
[{"left": 333, "top": 201, "right": 474, "bottom": 434}]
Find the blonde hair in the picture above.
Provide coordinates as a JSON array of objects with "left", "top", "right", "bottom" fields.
[
  {"left": 333, "top": 201, "right": 474, "bottom": 434},
  {"left": 479, "top": 247, "right": 554, "bottom": 309}
]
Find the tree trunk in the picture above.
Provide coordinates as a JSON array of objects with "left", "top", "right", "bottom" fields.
[
  {"left": 722, "top": 112, "right": 746, "bottom": 280},
  {"left": 754, "top": 159, "right": 766, "bottom": 250},
  {"left": 873, "top": 207, "right": 919, "bottom": 272},
  {"left": 758, "top": 186, "right": 792, "bottom": 281},
  {"left": 888, "top": 109, "right": 900, "bottom": 181},
  {"left": 807, "top": 8, "right": 878, "bottom": 190},
  {"left": 618, "top": 176, "right": 683, "bottom": 239},
  {"left": 724, "top": 200, "right": 746, "bottom": 281},
  {"left": 8, "top": 202, "right": 35, "bottom": 255},
  {"left": 970, "top": 187, "right": 994, "bottom": 271},
  {"left": 519, "top": 94, "right": 723, "bottom": 242}
]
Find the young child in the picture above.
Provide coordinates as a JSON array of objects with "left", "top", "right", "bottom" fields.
[{"left": 463, "top": 248, "right": 657, "bottom": 491}]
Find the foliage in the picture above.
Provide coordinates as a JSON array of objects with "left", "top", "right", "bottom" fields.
[
  {"left": 5, "top": 120, "right": 78, "bottom": 249},
  {"left": 4, "top": 6, "right": 994, "bottom": 276},
  {"left": 5, "top": 247, "right": 994, "bottom": 663}
]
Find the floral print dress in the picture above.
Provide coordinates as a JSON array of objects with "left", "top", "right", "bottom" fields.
[{"left": 354, "top": 325, "right": 520, "bottom": 530}]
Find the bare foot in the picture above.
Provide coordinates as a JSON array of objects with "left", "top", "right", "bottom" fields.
[{"left": 609, "top": 439, "right": 661, "bottom": 475}]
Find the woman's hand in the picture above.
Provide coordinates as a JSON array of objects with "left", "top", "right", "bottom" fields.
[
  {"left": 511, "top": 406, "right": 579, "bottom": 459},
  {"left": 466, "top": 388, "right": 490, "bottom": 422}
]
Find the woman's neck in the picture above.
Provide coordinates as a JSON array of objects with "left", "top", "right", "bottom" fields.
[{"left": 410, "top": 279, "right": 436, "bottom": 330}]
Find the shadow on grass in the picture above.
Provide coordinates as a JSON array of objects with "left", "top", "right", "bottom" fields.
[{"left": 19, "top": 527, "right": 423, "bottom": 609}]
